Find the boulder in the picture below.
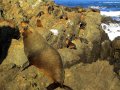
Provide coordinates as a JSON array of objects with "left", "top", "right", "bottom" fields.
[
  {"left": 62, "top": 61, "right": 120, "bottom": 90},
  {"left": 2, "top": 39, "right": 28, "bottom": 67},
  {"left": 100, "top": 40, "right": 112, "bottom": 59},
  {"left": 0, "top": 63, "right": 49, "bottom": 90}
]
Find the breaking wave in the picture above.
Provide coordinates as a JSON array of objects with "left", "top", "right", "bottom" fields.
[
  {"left": 100, "top": 11, "right": 120, "bottom": 17},
  {"left": 101, "top": 23, "right": 120, "bottom": 41}
]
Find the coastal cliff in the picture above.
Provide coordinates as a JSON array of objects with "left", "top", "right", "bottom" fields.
[{"left": 0, "top": 0, "right": 120, "bottom": 90}]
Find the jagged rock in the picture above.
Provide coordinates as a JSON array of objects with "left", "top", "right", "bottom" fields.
[
  {"left": 0, "top": 63, "right": 49, "bottom": 90},
  {"left": 112, "top": 36, "right": 120, "bottom": 50},
  {"left": 63, "top": 61, "right": 120, "bottom": 90},
  {"left": 100, "top": 40, "right": 112, "bottom": 59},
  {"left": 79, "top": 11, "right": 103, "bottom": 62},
  {"left": 58, "top": 48, "right": 81, "bottom": 68},
  {"left": 64, "top": 7, "right": 84, "bottom": 13},
  {"left": 111, "top": 36, "right": 120, "bottom": 77},
  {"left": 111, "top": 36, "right": 120, "bottom": 62},
  {"left": 0, "top": 3, "right": 4, "bottom": 18},
  {"left": 2, "top": 39, "right": 28, "bottom": 67},
  {"left": 88, "top": 8, "right": 100, "bottom": 13}
]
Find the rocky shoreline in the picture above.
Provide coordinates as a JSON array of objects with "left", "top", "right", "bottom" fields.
[{"left": 0, "top": 0, "right": 120, "bottom": 90}]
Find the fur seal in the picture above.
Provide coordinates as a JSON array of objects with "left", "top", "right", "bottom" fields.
[{"left": 20, "top": 22, "right": 72, "bottom": 90}]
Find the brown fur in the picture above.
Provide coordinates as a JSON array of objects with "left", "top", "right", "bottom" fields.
[{"left": 21, "top": 24, "right": 67, "bottom": 89}]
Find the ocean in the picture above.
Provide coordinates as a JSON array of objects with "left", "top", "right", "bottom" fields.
[{"left": 54, "top": 0, "right": 120, "bottom": 41}]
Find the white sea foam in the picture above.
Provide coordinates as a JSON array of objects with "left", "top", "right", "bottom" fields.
[
  {"left": 89, "top": 6, "right": 107, "bottom": 10},
  {"left": 101, "top": 11, "right": 120, "bottom": 17},
  {"left": 101, "top": 23, "right": 120, "bottom": 41},
  {"left": 89, "top": 6, "right": 101, "bottom": 9}
]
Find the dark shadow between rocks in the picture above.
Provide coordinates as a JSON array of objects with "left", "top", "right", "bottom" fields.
[
  {"left": 0, "top": 26, "right": 20, "bottom": 64},
  {"left": 109, "top": 36, "right": 120, "bottom": 79}
]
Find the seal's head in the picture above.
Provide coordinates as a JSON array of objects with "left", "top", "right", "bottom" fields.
[{"left": 20, "top": 22, "right": 33, "bottom": 38}]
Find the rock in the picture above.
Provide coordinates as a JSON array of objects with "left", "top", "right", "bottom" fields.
[
  {"left": 0, "top": 63, "right": 20, "bottom": 90},
  {"left": 111, "top": 36, "right": 120, "bottom": 62},
  {"left": 78, "top": 11, "right": 104, "bottom": 62},
  {"left": 0, "top": 63, "right": 50, "bottom": 90},
  {"left": 64, "top": 7, "right": 84, "bottom": 13},
  {"left": 100, "top": 40, "right": 112, "bottom": 59},
  {"left": 89, "top": 8, "right": 100, "bottom": 13},
  {"left": 112, "top": 36, "right": 120, "bottom": 50},
  {"left": 84, "top": 12, "right": 101, "bottom": 42},
  {"left": 2, "top": 39, "right": 28, "bottom": 67},
  {"left": 47, "top": 25, "right": 67, "bottom": 49},
  {"left": 63, "top": 61, "right": 120, "bottom": 90},
  {"left": 0, "top": 3, "right": 4, "bottom": 18},
  {"left": 111, "top": 36, "right": 120, "bottom": 77},
  {"left": 58, "top": 48, "right": 81, "bottom": 68},
  {"left": 2, "top": 1, "right": 23, "bottom": 25}
]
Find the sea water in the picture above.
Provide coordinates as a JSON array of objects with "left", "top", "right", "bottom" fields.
[{"left": 54, "top": 0, "right": 120, "bottom": 41}]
